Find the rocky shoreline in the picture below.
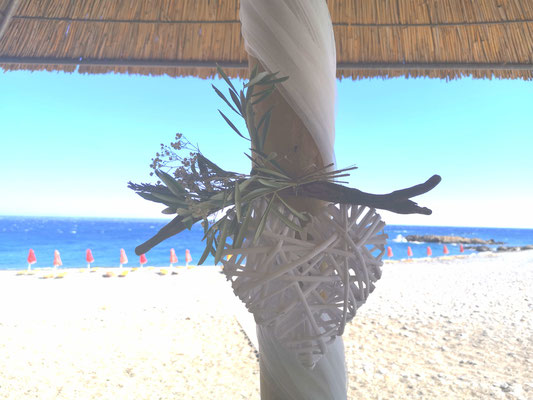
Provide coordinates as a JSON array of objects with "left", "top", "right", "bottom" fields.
[
  {"left": 465, "top": 244, "right": 533, "bottom": 253},
  {"left": 405, "top": 234, "right": 503, "bottom": 245},
  {"left": 405, "top": 234, "right": 533, "bottom": 253}
]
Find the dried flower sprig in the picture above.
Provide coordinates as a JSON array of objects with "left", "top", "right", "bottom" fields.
[{"left": 129, "top": 66, "right": 441, "bottom": 262}]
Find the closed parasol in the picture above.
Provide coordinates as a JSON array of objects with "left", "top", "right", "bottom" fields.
[
  {"left": 86, "top": 249, "right": 94, "bottom": 269},
  {"left": 184, "top": 249, "right": 192, "bottom": 267},
  {"left": 53, "top": 250, "right": 62, "bottom": 269},
  {"left": 119, "top": 248, "right": 128, "bottom": 268},
  {"left": 27, "top": 248, "right": 36, "bottom": 270},
  {"left": 169, "top": 248, "right": 178, "bottom": 267},
  {"left": 139, "top": 253, "right": 147, "bottom": 267}
]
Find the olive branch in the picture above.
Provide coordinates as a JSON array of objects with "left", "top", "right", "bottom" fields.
[{"left": 129, "top": 66, "right": 441, "bottom": 263}]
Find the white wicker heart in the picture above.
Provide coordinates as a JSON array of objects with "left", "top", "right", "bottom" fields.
[{"left": 222, "top": 200, "right": 387, "bottom": 368}]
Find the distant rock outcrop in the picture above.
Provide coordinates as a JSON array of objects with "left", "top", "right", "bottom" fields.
[
  {"left": 405, "top": 235, "right": 503, "bottom": 245},
  {"left": 471, "top": 246, "right": 492, "bottom": 252},
  {"left": 496, "top": 246, "right": 521, "bottom": 252},
  {"left": 464, "top": 245, "right": 533, "bottom": 253}
]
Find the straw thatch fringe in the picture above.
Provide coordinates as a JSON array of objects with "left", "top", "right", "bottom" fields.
[
  {"left": 9, "top": 15, "right": 533, "bottom": 28},
  {"left": 1, "top": 0, "right": 532, "bottom": 80},
  {"left": 1, "top": 55, "right": 531, "bottom": 81}
]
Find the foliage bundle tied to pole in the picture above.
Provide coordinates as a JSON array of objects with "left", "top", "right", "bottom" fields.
[{"left": 129, "top": 66, "right": 441, "bottom": 261}]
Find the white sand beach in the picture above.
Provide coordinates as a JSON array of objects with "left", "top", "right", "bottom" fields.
[{"left": 0, "top": 252, "right": 532, "bottom": 399}]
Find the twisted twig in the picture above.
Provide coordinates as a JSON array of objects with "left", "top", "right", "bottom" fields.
[
  {"left": 133, "top": 175, "right": 440, "bottom": 255},
  {"left": 295, "top": 175, "right": 441, "bottom": 215}
]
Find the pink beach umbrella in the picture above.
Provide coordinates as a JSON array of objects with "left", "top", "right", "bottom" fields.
[
  {"left": 86, "top": 249, "right": 95, "bottom": 269},
  {"left": 119, "top": 248, "right": 128, "bottom": 268},
  {"left": 426, "top": 246, "right": 432, "bottom": 257},
  {"left": 139, "top": 253, "right": 147, "bottom": 267},
  {"left": 387, "top": 246, "right": 393, "bottom": 258},
  {"left": 27, "top": 249, "right": 37, "bottom": 270},
  {"left": 53, "top": 250, "right": 62, "bottom": 269},
  {"left": 185, "top": 249, "right": 192, "bottom": 267},
  {"left": 459, "top": 244, "right": 464, "bottom": 253},
  {"left": 170, "top": 248, "right": 178, "bottom": 267},
  {"left": 443, "top": 245, "right": 450, "bottom": 255},
  {"left": 407, "top": 246, "right": 413, "bottom": 258}
]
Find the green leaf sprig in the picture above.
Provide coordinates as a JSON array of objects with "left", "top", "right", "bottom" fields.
[
  {"left": 129, "top": 66, "right": 441, "bottom": 261},
  {"left": 129, "top": 66, "right": 354, "bottom": 262}
]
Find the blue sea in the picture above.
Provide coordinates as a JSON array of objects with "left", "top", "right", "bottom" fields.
[{"left": 0, "top": 216, "right": 532, "bottom": 270}]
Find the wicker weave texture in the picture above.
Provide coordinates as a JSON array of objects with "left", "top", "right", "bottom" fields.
[{"left": 223, "top": 201, "right": 387, "bottom": 368}]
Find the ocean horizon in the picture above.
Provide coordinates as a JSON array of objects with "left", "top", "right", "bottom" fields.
[{"left": 1, "top": 215, "right": 532, "bottom": 270}]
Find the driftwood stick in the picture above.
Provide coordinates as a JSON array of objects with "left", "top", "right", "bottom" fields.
[
  {"left": 135, "top": 215, "right": 201, "bottom": 256},
  {"left": 293, "top": 174, "right": 441, "bottom": 215},
  {"left": 134, "top": 175, "right": 441, "bottom": 254}
]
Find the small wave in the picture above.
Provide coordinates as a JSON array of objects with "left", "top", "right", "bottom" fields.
[
  {"left": 392, "top": 234, "right": 407, "bottom": 243},
  {"left": 70, "top": 230, "right": 77, "bottom": 234}
]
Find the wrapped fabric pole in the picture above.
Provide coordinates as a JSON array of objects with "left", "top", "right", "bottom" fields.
[
  {"left": 127, "top": 2, "right": 440, "bottom": 397},
  {"left": 240, "top": 1, "right": 349, "bottom": 398},
  {"left": 128, "top": 0, "right": 391, "bottom": 397},
  {"left": 240, "top": 0, "right": 337, "bottom": 170}
]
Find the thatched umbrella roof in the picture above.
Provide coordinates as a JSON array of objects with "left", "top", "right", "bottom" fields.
[{"left": 0, "top": 0, "right": 532, "bottom": 80}]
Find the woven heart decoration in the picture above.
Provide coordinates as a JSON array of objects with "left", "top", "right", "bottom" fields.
[{"left": 222, "top": 200, "right": 387, "bottom": 368}]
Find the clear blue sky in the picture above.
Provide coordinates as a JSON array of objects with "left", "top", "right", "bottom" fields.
[{"left": 0, "top": 70, "right": 531, "bottom": 228}]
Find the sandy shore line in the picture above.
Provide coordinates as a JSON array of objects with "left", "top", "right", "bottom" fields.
[{"left": 0, "top": 252, "right": 531, "bottom": 399}]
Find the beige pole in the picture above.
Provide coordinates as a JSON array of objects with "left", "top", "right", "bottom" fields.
[
  {"left": 248, "top": 55, "right": 327, "bottom": 216},
  {"left": 0, "top": 0, "right": 20, "bottom": 42},
  {"left": 248, "top": 55, "right": 329, "bottom": 399}
]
